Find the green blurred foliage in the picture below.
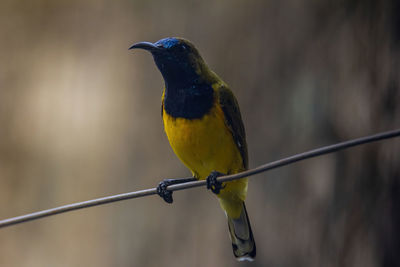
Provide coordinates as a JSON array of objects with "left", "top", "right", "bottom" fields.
[{"left": 0, "top": 0, "right": 399, "bottom": 266}]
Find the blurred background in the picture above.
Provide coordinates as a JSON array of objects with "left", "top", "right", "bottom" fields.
[{"left": 0, "top": 0, "right": 399, "bottom": 266}]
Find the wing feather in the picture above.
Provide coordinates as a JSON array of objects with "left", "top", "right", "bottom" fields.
[{"left": 218, "top": 85, "right": 248, "bottom": 169}]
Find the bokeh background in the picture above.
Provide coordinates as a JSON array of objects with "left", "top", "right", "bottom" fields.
[{"left": 0, "top": 0, "right": 399, "bottom": 266}]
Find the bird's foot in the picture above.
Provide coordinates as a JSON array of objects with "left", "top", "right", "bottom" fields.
[
  {"left": 156, "top": 177, "right": 196, "bottom": 204},
  {"left": 157, "top": 179, "right": 175, "bottom": 204},
  {"left": 206, "top": 171, "right": 225, "bottom": 195}
]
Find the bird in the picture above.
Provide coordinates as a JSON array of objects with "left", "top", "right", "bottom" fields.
[{"left": 129, "top": 37, "right": 256, "bottom": 261}]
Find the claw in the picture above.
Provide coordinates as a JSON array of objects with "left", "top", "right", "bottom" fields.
[
  {"left": 206, "top": 171, "right": 225, "bottom": 194},
  {"left": 156, "top": 177, "right": 196, "bottom": 204},
  {"left": 157, "top": 179, "right": 174, "bottom": 204}
]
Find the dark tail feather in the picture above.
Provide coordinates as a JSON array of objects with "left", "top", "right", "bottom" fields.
[{"left": 227, "top": 202, "right": 256, "bottom": 261}]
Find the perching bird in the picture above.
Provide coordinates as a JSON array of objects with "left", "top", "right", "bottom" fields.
[{"left": 130, "top": 37, "right": 256, "bottom": 261}]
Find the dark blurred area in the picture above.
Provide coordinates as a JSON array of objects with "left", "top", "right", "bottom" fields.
[{"left": 0, "top": 0, "right": 399, "bottom": 266}]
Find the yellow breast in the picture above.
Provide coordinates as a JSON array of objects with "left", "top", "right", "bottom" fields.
[{"left": 163, "top": 103, "right": 244, "bottom": 179}]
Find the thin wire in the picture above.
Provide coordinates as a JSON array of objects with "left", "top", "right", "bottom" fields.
[{"left": 0, "top": 128, "right": 399, "bottom": 228}]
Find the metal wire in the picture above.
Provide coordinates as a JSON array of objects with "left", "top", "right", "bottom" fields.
[{"left": 0, "top": 128, "right": 399, "bottom": 228}]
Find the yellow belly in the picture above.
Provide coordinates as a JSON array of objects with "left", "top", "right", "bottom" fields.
[{"left": 163, "top": 103, "right": 248, "bottom": 217}]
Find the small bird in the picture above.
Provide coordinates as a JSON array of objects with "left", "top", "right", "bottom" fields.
[{"left": 130, "top": 37, "right": 256, "bottom": 261}]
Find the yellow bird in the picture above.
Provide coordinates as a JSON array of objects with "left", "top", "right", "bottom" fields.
[{"left": 130, "top": 37, "right": 256, "bottom": 261}]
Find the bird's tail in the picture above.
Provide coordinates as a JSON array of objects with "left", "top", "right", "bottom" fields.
[{"left": 227, "top": 202, "right": 256, "bottom": 261}]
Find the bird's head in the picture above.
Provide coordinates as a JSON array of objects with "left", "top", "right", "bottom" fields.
[{"left": 130, "top": 37, "right": 209, "bottom": 86}]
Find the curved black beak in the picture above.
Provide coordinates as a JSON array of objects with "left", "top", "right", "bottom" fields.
[{"left": 129, "top": 41, "right": 160, "bottom": 52}]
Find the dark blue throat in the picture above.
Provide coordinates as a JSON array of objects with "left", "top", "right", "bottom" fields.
[
  {"left": 154, "top": 54, "right": 214, "bottom": 119},
  {"left": 163, "top": 81, "right": 214, "bottom": 119}
]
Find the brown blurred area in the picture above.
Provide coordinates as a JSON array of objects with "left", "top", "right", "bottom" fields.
[{"left": 0, "top": 0, "right": 399, "bottom": 266}]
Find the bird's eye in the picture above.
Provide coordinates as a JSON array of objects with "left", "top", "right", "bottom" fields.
[{"left": 177, "top": 44, "right": 191, "bottom": 53}]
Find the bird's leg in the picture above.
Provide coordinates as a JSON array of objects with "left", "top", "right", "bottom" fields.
[
  {"left": 206, "top": 171, "right": 226, "bottom": 195},
  {"left": 157, "top": 177, "right": 196, "bottom": 204}
]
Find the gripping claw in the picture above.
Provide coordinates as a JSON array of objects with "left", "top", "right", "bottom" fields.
[
  {"left": 156, "top": 177, "right": 196, "bottom": 204},
  {"left": 206, "top": 171, "right": 225, "bottom": 194},
  {"left": 157, "top": 179, "right": 175, "bottom": 204}
]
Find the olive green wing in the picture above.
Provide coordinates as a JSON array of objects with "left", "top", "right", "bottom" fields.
[{"left": 218, "top": 85, "right": 248, "bottom": 170}]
